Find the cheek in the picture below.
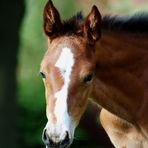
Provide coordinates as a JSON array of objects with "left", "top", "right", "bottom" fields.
[
  {"left": 68, "top": 90, "right": 89, "bottom": 125},
  {"left": 43, "top": 82, "right": 57, "bottom": 123},
  {"left": 45, "top": 94, "right": 57, "bottom": 123},
  {"left": 46, "top": 104, "right": 57, "bottom": 124}
]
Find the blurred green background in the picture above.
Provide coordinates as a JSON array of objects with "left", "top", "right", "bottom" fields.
[{"left": 16, "top": 0, "right": 148, "bottom": 148}]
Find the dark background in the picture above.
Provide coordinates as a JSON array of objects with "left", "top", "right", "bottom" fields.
[{"left": 0, "top": 0, "right": 147, "bottom": 148}]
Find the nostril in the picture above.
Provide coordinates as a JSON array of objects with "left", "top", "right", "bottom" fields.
[
  {"left": 65, "top": 131, "right": 70, "bottom": 142},
  {"left": 61, "top": 131, "right": 70, "bottom": 146},
  {"left": 42, "top": 129, "right": 54, "bottom": 146},
  {"left": 42, "top": 129, "right": 48, "bottom": 143}
]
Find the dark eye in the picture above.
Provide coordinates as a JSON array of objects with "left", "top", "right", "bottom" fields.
[
  {"left": 40, "top": 72, "right": 46, "bottom": 79},
  {"left": 83, "top": 73, "right": 93, "bottom": 84}
]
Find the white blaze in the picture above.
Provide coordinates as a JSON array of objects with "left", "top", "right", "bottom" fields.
[{"left": 54, "top": 47, "right": 75, "bottom": 138}]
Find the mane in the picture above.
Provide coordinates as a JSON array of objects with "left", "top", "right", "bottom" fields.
[
  {"left": 61, "top": 12, "right": 83, "bottom": 35},
  {"left": 62, "top": 12, "right": 148, "bottom": 35},
  {"left": 102, "top": 13, "right": 148, "bottom": 33}
]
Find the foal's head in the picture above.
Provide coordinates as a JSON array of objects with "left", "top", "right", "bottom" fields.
[{"left": 40, "top": 0, "right": 101, "bottom": 147}]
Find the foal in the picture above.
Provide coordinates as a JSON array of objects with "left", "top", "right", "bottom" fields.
[{"left": 40, "top": 0, "right": 148, "bottom": 147}]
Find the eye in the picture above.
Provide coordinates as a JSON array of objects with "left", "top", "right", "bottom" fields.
[
  {"left": 83, "top": 73, "right": 94, "bottom": 84},
  {"left": 40, "top": 72, "right": 46, "bottom": 79}
]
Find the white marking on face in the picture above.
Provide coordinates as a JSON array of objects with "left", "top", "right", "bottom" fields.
[
  {"left": 55, "top": 47, "right": 74, "bottom": 79},
  {"left": 54, "top": 47, "right": 75, "bottom": 139}
]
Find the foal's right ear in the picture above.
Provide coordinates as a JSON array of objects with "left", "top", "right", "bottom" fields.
[
  {"left": 43, "top": 0, "right": 62, "bottom": 37},
  {"left": 84, "top": 5, "right": 102, "bottom": 43}
]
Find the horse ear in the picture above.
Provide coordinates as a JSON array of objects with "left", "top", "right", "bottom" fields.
[
  {"left": 84, "top": 5, "right": 101, "bottom": 43},
  {"left": 43, "top": 0, "right": 62, "bottom": 37}
]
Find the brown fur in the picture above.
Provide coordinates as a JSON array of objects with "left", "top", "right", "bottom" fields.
[
  {"left": 41, "top": 0, "right": 148, "bottom": 147},
  {"left": 93, "top": 32, "right": 148, "bottom": 147}
]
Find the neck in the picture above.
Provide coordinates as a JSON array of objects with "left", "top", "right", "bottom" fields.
[{"left": 92, "top": 31, "right": 148, "bottom": 124}]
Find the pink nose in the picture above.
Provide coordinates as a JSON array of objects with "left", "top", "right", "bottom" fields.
[{"left": 42, "top": 129, "right": 70, "bottom": 148}]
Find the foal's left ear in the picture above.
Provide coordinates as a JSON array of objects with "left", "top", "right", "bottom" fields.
[{"left": 84, "top": 5, "right": 101, "bottom": 43}]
